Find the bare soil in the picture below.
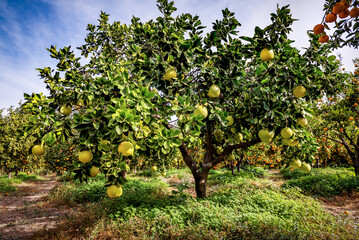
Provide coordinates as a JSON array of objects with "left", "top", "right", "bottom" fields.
[
  {"left": 319, "top": 192, "right": 359, "bottom": 219},
  {"left": 0, "top": 175, "right": 72, "bottom": 240}
]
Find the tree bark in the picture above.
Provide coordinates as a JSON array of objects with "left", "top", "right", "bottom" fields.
[
  {"left": 194, "top": 168, "right": 210, "bottom": 198},
  {"left": 354, "top": 147, "right": 359, "bottom": 177},
  {"left": 231, "top": 161, "right": 235, "bottom": 176}
]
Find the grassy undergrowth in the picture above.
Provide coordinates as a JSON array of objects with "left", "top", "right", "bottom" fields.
[
  {"left": 40, "top": 167, "right": 359, "bottom": 239},
  {"left": 0, "top": 172, "right": 40, "bottom": 193},
  {"left": 281, "top": 167, "right": 359, "bottom": 197}
]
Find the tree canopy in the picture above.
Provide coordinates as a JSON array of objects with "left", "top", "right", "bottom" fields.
[{"left": 22, "top": 0, "right": 348, "bottom": 198}]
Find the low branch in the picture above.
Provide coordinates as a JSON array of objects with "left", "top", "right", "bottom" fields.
[
  {"left": 208, "top": 138, "right": 261, "bottom": 167},
  {"left": 179, "top": 142, "right": 200, "bottom": 177},
  {"left": 334, "top": 132, "right": 355, "bottom": 159}
]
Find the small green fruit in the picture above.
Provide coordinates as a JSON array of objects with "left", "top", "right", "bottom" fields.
[
  {"left": 299, "top": 163, "right": 311, "bottom": 173},
  {"left": 207, "top": 84, "right": 221, "bottom": 98},
  {"left": 107, "top": 185, "right": 123, "bottom": 198},
  {"left": 32, "top": 145, "right": 45, "bottom": 156},
  {"left": 293, "top": 86, "right": 306, "bottom": 98},
  {"left": 193, "top": 105, "right": 208, "bottom": 118},
  {"left": 226, "top": 116, "right": 234, "bottom": 126},
  {"left": 281, "top": 127, "right": 293, "bottom": 138},
  {"left": 290, "top": 159, "right": 302, "bottom": 168},
  {"left": 60, "top": 105, "right": 72, "bottom": 116},
  {"left": 258, "top": 129, "right": 274, "bottom": 143},
  {"left": 297, "top": 118, "right": 307, "bottom": 127},
  {"left": 79, "top": 151, "right": 93, "bottom": 163},
  {"left": 260, "top": 48, "right": 274, "bottom": 61},
  {"left": 90, "top": 166, "right": 99, "bottom": 177},
  {"left": 163, "top": 68, "right": 177, "bottom": 80}
]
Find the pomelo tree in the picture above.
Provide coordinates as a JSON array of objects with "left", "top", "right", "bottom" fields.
[
  {"left": 0, "top": 106, "right": 36, "bottom": 178},
  {"left": 23, "top": 0, "right": 345, "bottom": 198}
]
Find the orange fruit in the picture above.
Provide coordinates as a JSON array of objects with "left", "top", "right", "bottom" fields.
[
  {"left": 313, "top": 24, "right": 324, "bottom": 35},
  {"left": 341, "top": 0, "right": 350, "bottom": 9},
  {"left": 325, "top": 13, "right": 337, "bottom": 22},
  {"left": 319, "top": 35, "right": 329, "bottom": 43},
  {"left": 350, "top": 8, "right": 359, "bottom": 18},
  {"left": 332, "top": 2, "right": 345, "bottom": 14},
  {"left": 339, "top": 8, "right": 350, "bottom": 18}
]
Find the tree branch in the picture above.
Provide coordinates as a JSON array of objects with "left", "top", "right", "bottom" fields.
[
  {"left": 333, "top": 132, "right": 355, "bottom": 159},
  {"left": 207, "top": 138, "right": 260, "bottom": 167}
]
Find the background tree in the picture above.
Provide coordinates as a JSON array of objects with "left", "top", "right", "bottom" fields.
[
  {"left": 314, "top": 61, "right": 359, "bottom": 175},
  {"left": 0, "top": 106, "right": 36, "bottom": 178},
  {"left": 23, "top": 0, "right": 346, "bottom": 198}
]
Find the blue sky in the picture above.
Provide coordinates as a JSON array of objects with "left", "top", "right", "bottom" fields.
[{"left": 0, "top": 0, "right": 358, "bottom": 111}]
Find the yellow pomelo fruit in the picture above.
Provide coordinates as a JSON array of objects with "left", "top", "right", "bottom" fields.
[
  {"left": 235, "top": 133, "right": 243, "bottom": 142},
  {"left": 193, "top": 105, "right": 208, "bottom": 118},
  {"left": 79, "top": 151, "right": 93, "bottom": 163},
  {"left": 282, "top": 138, "right": 292, "bottom": 145},
  {"left": 297, "top": 118, "right": 307, "bottom": 127},
  {"left": 163, "top": 68, "right": 177, "bottom": 80},
  {"left": 118, "top": 142, "right": 134, "bottom": 156},
  {"left": 60, "top": 105, "right": 72, "bottom": 115},
  {"left": 281, "top": 127, "right": 293, "bottom": 138},
  {"left": 32, "top": 145, "right": 45, "bottom": 156},
  {"left": 258, "top": 129, "right": 274, "bottom": 143},
  {"left": 107, "top": 185, "right": 123, "bottom": 198},
  {"left": 260, "top": 48, "right": 274, "bottom": 61},
  {"left": 90, "top": 166, "right": 99, "bottom": 177},
  {"left": 293, "top": 86, "right": 306, "bottom": 98},
  {"left": 299, "top": 163, "right": 311, "bottom": 173},
  {"left": 207, "top": 84, "right": 221, "bottom": 98},
  {"left": 151, "top": 166, "right": 157, "bottom": 171},
  {"left": 228, "top": 153, "right": 235, "bottom": 161},
  {"left": 290, "top": 159, "right": 302, "bottom": 168},
  {"left": 287, "top": 139, "right": 299, "bottom": 146},
  {"left": 226, "top": 116, "right": 234, "bottom": 126}
]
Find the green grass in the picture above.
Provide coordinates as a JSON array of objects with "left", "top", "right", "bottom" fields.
[
  {"left": 0, "top": 172, "right": 40, "bottom": 193},
  {"left": 46, "top": 167, "right": 359, "bottom": 239},
  {"left": 280, "top": 167, "right": 356, "bottom": 180},
  {"left": 282, "top": 172, "right": 359, "bottom": 197}
]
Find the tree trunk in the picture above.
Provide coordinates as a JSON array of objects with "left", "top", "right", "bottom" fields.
[
  {"left": 354, "top": 148, "right": 359, "bottom": 177},
  {"left": 194, "top": 171, "right": 209, "bottom": 198},
  {"left": 231, "top": 161, "right": 235, "bottom": 176},
  {"left": 8, "top": 172, "right": 12, "bottom": 179}
]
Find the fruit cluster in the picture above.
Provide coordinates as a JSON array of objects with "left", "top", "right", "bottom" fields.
[{"left": 313, "top": 0, "right": 359, "bottom": 43}]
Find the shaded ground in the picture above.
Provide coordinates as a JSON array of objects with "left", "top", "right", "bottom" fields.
[{"left": 0, "top": 175, "right": 74, "bottom": 240}]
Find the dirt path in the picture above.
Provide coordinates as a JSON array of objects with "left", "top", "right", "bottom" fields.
[
  {"left": 319, "top": 193, "right": 359, "bottom": 218},
  {"left": 0, "top": 175, "right": 70, "bottom": 240}
]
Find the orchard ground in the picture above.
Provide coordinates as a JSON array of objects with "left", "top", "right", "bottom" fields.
[{"left": 0, "top": 166, "right": 359, "bottom": 239}]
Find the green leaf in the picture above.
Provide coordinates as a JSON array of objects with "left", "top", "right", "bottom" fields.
[
  {"left": 261, "top": 79, "right": 270, "bottom": 84},
  {"left": 42, "top": 132, "right": 57, "bottom": 147},
  {"left": 170, "top": 138, "right": 182, "bottom": 147}
]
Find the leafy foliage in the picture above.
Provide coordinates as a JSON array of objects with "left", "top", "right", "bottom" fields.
[{"left": 0, "top": 106, "right": 37, "bottom": 176}]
